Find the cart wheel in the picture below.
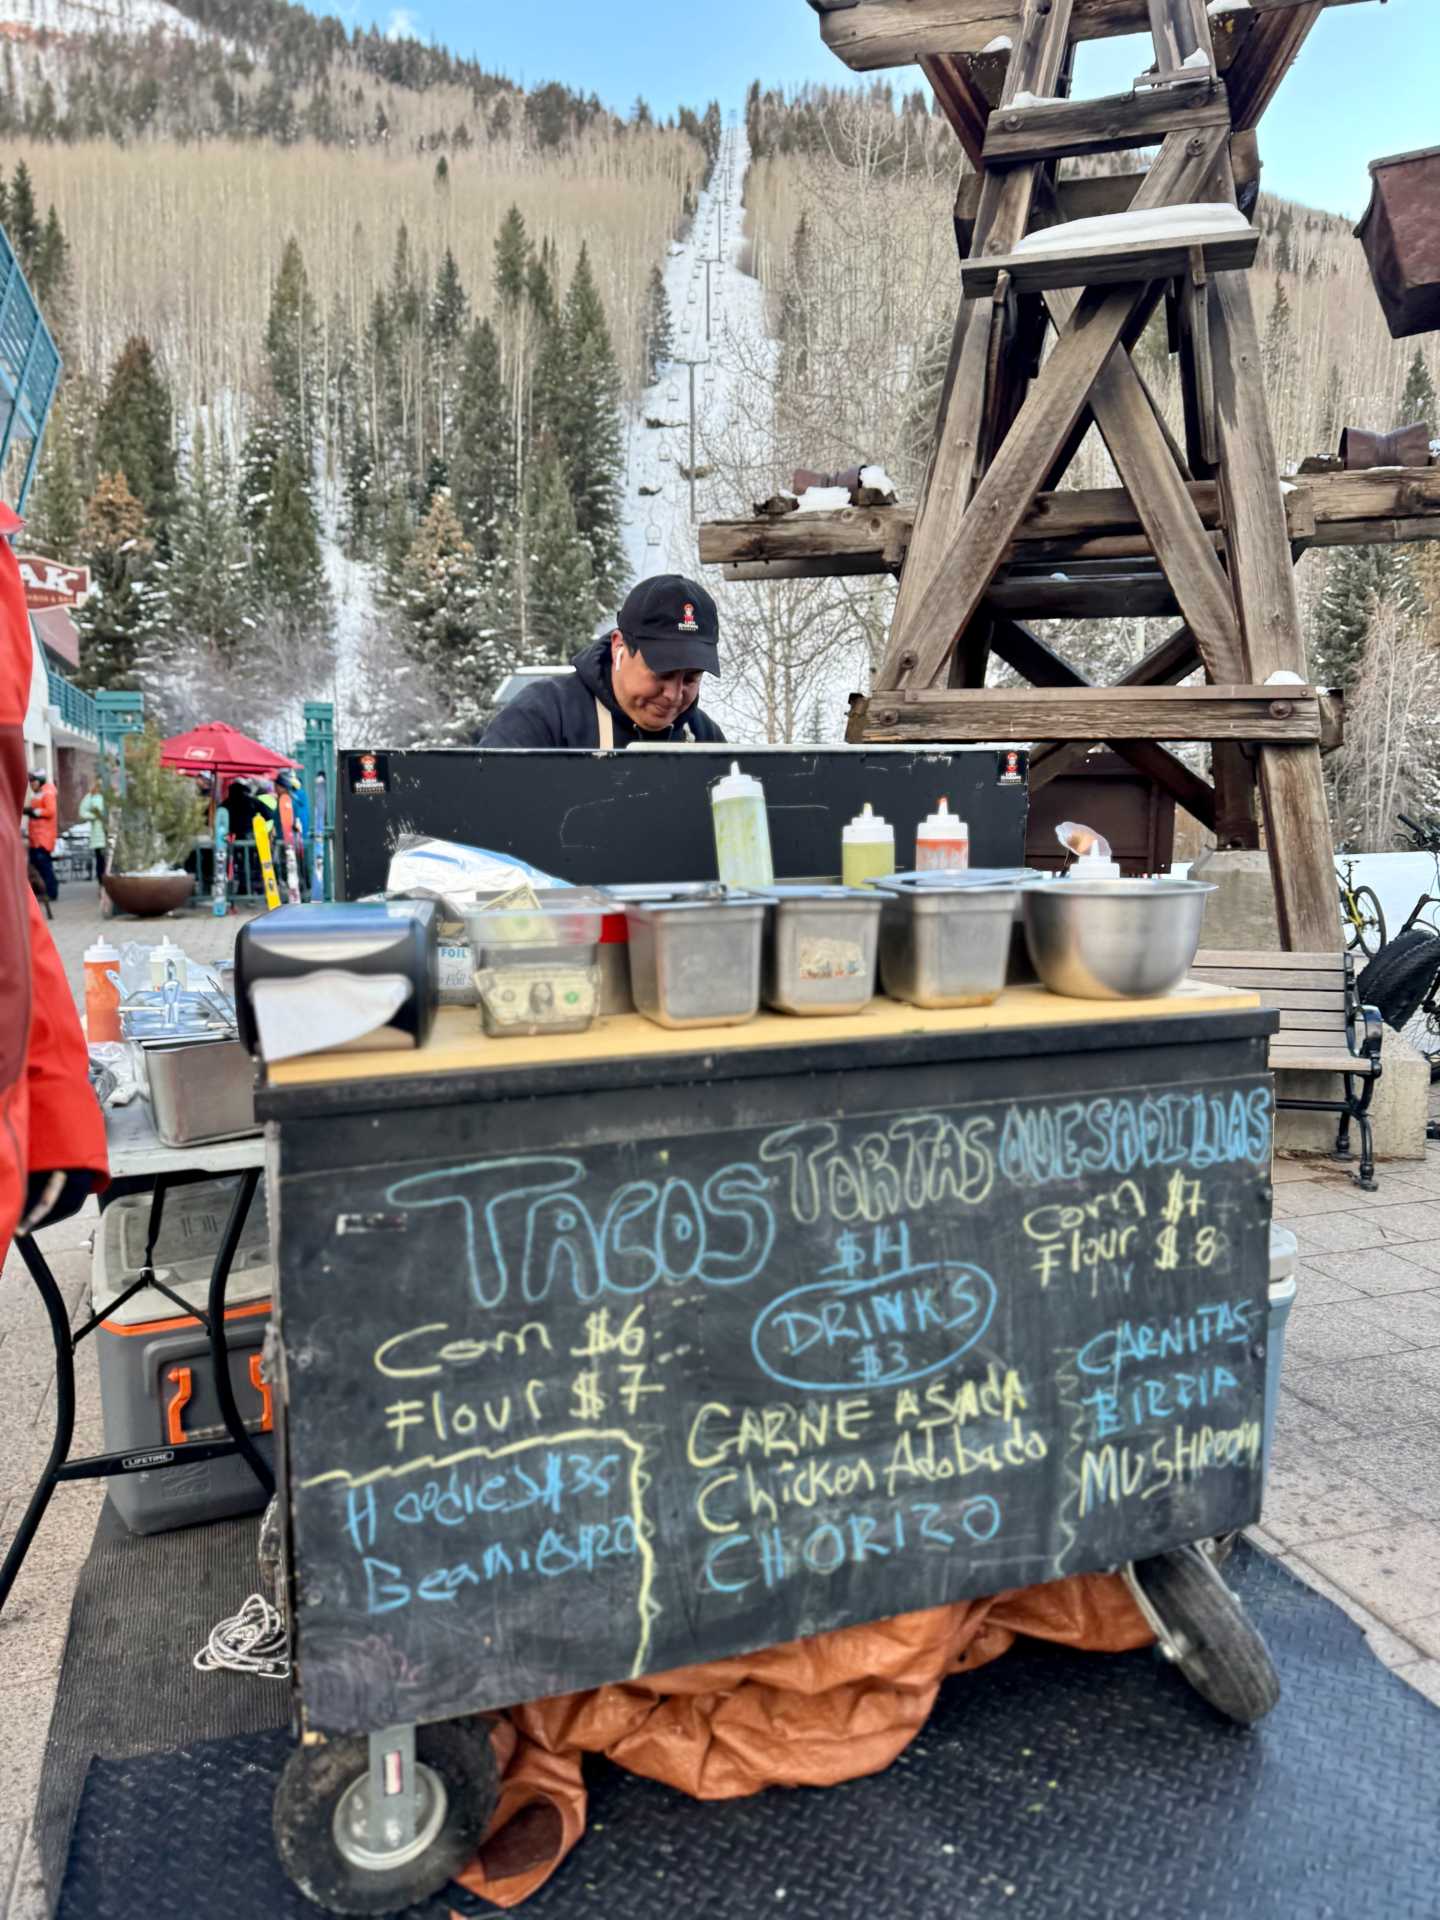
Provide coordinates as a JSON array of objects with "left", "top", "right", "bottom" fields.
[
  {"left": 273, "top": 1720, "right": 498, "bottom": 1915},
  {"left": 1130, "top": 1543, "right": 1281, "bottom": 1726}
]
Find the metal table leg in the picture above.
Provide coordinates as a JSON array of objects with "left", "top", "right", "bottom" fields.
[
  {"left": 0, "top": 1163, "right": 273, "bottom": 1616},
  {"left": 0, "top": 1236, "right": 78, "bottom": 1612}
]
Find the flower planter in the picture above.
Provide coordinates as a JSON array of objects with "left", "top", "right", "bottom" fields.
[{"left": 103, "top": 872, "right": 194, "bottom": 917}]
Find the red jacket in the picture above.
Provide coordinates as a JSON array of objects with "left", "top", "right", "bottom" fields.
[
  {"left": 25, "top": 779, "right": 58, "bottom": 851},
  {"left": 0, "top": 503, "right": 108, "bottom": 1256}
]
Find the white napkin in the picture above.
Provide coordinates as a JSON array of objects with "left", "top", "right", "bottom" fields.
[{"left": 249, "top": 971, "right": 414, "bottom": 1063}]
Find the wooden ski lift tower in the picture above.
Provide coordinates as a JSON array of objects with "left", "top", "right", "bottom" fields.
[{"left": 703, "top": 0, "right": 1421, "bottom": 950}]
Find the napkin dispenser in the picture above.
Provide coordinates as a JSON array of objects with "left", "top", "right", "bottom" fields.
[{"left": 233, "top": 902, "right": 438, "bottom": 1058}]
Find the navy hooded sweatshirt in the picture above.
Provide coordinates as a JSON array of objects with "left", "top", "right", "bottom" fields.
[{"left": 479, "top": 638, "right": 726, "bottom": 749}]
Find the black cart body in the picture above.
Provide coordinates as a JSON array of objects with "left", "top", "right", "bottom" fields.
[{"left": 261, "top": 995, "right": 1275, "bottom": 1739}]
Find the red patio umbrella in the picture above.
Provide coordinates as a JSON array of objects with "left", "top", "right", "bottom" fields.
[{"left": 160, "top": 722, "right": 300, "bottom": 781}]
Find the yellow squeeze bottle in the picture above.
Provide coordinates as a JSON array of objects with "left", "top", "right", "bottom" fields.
[{"left": 842, "top": 803, "right": 896, "bottom": 888}]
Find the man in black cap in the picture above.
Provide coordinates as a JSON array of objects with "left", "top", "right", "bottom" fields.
[{"left": 480, "top": 575, "right": 727, "bottom": 748}]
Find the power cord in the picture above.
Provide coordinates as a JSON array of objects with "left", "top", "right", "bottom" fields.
[{"left": 194, "top": 1592, "right": 291, "bottom": 1681}]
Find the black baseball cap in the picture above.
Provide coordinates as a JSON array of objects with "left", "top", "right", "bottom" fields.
[{"left": 616, "top": 575, "right": 720, "bottom": 675}]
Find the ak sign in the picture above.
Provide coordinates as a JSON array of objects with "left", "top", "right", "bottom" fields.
[{"left": 17, "top": 554, "right": 91, "bottom": 610}]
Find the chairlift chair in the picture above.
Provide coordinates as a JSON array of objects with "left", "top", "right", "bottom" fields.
[{"left": 646, "top": 523, "right": 662, "bottom": 548}]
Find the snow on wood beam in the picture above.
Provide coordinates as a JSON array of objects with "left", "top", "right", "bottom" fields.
[
  {"left": 960, "top": 223, "right": 1257, "bottom": 295},
  {"left": 847, "top": 685, "right": 1324, "bottom": 744},
  {"left": 814, "top": 0, "right": 1367, "bottom": 70},
  {"left": 982, "top": 84, "right": 1231, "bottom": 167},
  {"left": 699, "top": 468, "right": 1440, "bottom": 582}
]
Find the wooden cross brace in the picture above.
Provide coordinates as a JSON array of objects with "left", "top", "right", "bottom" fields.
[{"left": 838, "top": 0, "right": 1343, "bottom": 948}]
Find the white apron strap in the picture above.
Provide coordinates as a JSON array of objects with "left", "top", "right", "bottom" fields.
[{"left": 595, "top": 698, "right": 615, "bottom": 750}]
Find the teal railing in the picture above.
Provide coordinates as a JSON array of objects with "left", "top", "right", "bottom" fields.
[{"left": 46, "top": 667, "right": 99, "bottom": 738}]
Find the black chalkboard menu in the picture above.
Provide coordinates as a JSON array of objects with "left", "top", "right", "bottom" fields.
[{"left": 273, "top": 1033, "right": 1272, "bottom": 1736}]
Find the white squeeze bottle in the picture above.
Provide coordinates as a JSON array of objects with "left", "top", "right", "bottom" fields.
[
  {"left": 711, "top": 762, "right": 774, "bottom": 888},
  {"left": 1057, "top": 820, "right": 1123, "bottom": 880},
  {"left": 842, "top": 803, "right": 895, "bottom": 888},
  {"left": 915, "top": 797, "right": 970, "bottom": 872}
]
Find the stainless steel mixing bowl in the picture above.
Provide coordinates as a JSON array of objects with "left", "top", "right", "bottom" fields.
[{"left": 1021, "top": 878, "right": 1216, "bottom": 1000}]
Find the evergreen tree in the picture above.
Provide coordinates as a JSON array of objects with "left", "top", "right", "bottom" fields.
[
  {"left": 253, "top": 444, "right": 329, "bottom": 611},
  {"left": 238, "top": 414, "right": 283, "bottom": 537},
  {"left": 549, "top": 243, "right": 626, "bottom": 600},
  {"left": 525, "top": 449, "right": 600, "bottom": 664},
  {"left": 147, "top": 420, "right": 250, "bottom": 718},
  {"left": 94, "top": 335, "right": 176, "bottom": 530},
  {"left": 30, "top": 205, "right": 68, "bottom": 308},
  {"left": 7, "top": 159, "right": 39, "bottom": 269},
  {"left": 1399, "top": 349, "right": 1437, "bottom": 432},
  {"left": 264, "top": 235, "right": 321, "bottom": 470},
  {"left": 1314, "top": 545, "right": 1424, "bottom": 690},
  {"left": 430, "top": 247, "right": 469, "bottom": 349},
  {"left": 449, "top": 317, "right": 515, "bottom": 561},
  {"left": 526, "top": 239, "right": 558, "bottom": 330},
  {"left": 644, "top": 264, "right": 673, "bottom": 383},
  {"left": 394, "top": 489, "right": 504, "bottom": 742},
  {"left": 74, "top": 472, "right": 160, "bottom": 690},
  {"left": 1262, "top": 275, "right": 1292, "bottom": 389},
  {"left": 493, "top": 205, "right": 529, "bottom": 311},
  {"left": 27, "top": 401, "right": 86, "bottom": 557}
]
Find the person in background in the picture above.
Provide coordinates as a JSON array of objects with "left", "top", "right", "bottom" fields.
[
  {"left": 479, "top": 575, "right": 727, "bottom": 749},
  {"left": 1, "top": 500, "right": 108, "bottom": 1258},
  {"left": 276, "top": 769, "right": 310, "bottom": 899},
  {"left": 77, "top": 773, "right": 107, "bottom": 895},
  {"left": 23, "top": 768, "right": 58, "bottom": 903}
]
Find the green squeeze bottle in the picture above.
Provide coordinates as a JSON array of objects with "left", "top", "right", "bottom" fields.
[{"left": 711, "top": 762, "right": 774, "bottom": 887}]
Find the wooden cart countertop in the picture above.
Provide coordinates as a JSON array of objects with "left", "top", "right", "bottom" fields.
[{"left": 265, "top": 978, "right": 1262, "bottom": 1093}]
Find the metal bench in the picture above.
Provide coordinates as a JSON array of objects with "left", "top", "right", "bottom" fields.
[{"left": 1191, "top": 949, "right": 1383, "bottom": 1191}]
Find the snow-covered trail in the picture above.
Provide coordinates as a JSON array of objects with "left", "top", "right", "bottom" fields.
[
  {"left": 619, "top": 118, "right": 768, "bottom": 592},
  {"left": 619, "top": 119, "right": 787, "bottom": 738}
]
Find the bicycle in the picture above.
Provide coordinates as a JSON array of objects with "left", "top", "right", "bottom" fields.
[
  {"left": 1337, "top": 855, "right": 1386, "bottom": 958},
  {"left": 1356, "top": 814, "right": 1440, "bottom": 1084}
]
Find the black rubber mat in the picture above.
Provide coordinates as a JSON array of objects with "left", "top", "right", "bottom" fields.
[
  {"left": 36, "top": 1501, "right": 286, "bottom": 1898},
  {"left": 54, "top": 1543, "right": 1440, "bottom": 1920}
]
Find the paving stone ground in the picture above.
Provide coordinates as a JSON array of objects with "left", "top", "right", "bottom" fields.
[{"left": 4, "top": 893, "right": 1440, "bottom": 1913}]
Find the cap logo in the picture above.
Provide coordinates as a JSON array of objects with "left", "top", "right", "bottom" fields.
[{"left": 679, "top": 602, "right": 699, "bottom": 633}]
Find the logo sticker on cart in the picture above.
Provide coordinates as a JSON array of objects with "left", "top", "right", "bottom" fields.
[
  {"left": 121, "top": 1449, "right": 174, "bottom": 1470},
  {"left": 996, "top": 748, "right": 1026, "bottom": 785}
]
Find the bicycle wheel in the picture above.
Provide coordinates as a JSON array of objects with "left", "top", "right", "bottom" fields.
[
  {"left": 1358, "top": 927, "right": 1440, "bottom": 1033},
  {"left": 1351, "top": 887, "right": 1386, "bottom": 958}
]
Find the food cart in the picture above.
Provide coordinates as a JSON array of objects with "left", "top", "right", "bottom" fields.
[{"left": 256, "top": 972, "right": 1277, "bottom": 1914}]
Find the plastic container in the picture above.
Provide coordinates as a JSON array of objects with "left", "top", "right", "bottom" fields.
[
  {"left": 624, "top": 890, "right": 766, "bottom": 1028},
  {"left": 92, "top": 1178, "right": 274, "bottom": 1535},
  {"left": 711, "top": 762, "right": 774, "bottom": 888},
  {"left": 841, "top": 804, "right": 896, "bottom": 889},
  {"left": 758, "top": 886, "right": 883, "bottom": 1016},
  {"left": 875, "top": 878, "right": 1017, "bottom": 1008},
  {"left": 463, "top": 888, "right": 606, "bottom": 1038},
  {"left": 915, "top": 798, "right": 969, "bottom": 872},
  {"left": 1263, "top": 1226, "right": 1298, "bottom": 1487},
  {"left": 148, "top": 939, "right": 188, "bottom": 990},
  {"left": 84, "top": 939, "right": 122, "bottom": 1042}
]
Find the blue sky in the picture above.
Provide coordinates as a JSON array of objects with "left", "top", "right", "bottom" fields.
[{"left": 366, "top": 0, "right": 1435, "bottom": 218}]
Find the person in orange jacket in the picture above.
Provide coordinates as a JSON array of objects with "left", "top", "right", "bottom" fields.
[
  {"left": 0, "top": 500, "right": 108, "bottom": 1257},
  {"left": 24, "top": 766, "right": 59, "bottom": 902}
]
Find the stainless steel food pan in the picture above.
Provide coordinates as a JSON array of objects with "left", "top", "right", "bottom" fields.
[
  {"left": 141, "top": 1036, "right": 259, "bottom": 1146},
  {"left": 875, "top": 879, "right": 1018, "bottom": 1009},
  {"left": 758, "top": 886, "right": 881, "bottom": 1016},
  {"left": 623, "top": 892, "right": 765, "bottom": 1029}
]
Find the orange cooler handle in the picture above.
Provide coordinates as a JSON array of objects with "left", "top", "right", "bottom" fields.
[
  {"left": 165, "top": 1366, "right": 193, "bottom": 1444},
  {"left": 249, "top": 1354, "right": 274, "bottom": 1432}
]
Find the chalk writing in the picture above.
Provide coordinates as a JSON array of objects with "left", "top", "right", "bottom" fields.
[{"left": 283, "top": 1070, "right": 1271, "bottom": 1731}]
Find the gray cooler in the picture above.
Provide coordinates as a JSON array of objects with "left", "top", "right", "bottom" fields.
[{"left": 93, "top": 1178, "right": 274, "bottom": 1534}]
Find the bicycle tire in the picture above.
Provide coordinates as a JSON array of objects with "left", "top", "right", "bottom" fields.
[
  {"left": 1358, "top": 927, "right": 1440, "bottom": 1033},
  {"left": 1351, "top": 886, "right": 1386, "bottom": 958}
]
